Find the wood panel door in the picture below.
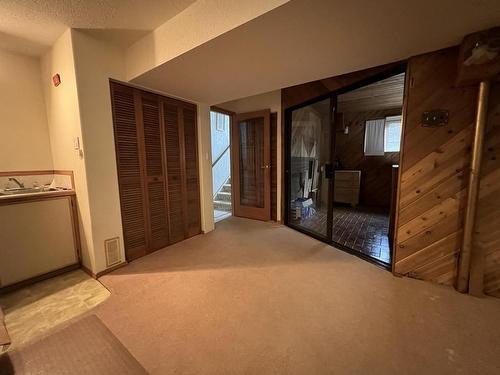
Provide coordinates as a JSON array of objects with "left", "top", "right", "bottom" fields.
[
  {"left": 182, "top": 104, "right": 202, "bottom": 236},
  {"left": 111, "top": 81, "right": 201, "bottom": 261},
  {"left": 110, "top": 83, "right": 148, "bottom": 260},
  {"left": 163, "top": 99, "right": 185, "bottom": 244},
  {"left": 139, "top": 92, "right": 169, "bottom": 251},
  {"left": 232, "top": 110, "right": 271, "bottom": 221}
]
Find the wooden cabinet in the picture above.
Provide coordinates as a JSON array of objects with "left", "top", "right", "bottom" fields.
[
  {"left": 334, "top": 170, "right": 361, "bottom": 206},
  {"left": 110, "top": 82, "right": 201, "bottom": 261}
]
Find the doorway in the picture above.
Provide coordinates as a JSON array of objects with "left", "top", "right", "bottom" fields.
[
  {"left": 284, "top": 68, "right": 406, "bottom": 268},
  {"left": 210, "top": 110, "right": 232, "bottom": 223}
]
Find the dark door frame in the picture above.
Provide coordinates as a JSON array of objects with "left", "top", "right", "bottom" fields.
[{"left": 283, "top": 63, "right": 407, "bottom": 270}]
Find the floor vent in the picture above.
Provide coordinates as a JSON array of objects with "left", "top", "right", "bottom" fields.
[{"left": 104, "top": 237, "right": 121, "bottom": 267}]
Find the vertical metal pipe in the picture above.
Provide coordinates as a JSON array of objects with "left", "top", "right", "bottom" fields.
[{"left": 456, "top": 80, "right": 490, "bottom": 293}]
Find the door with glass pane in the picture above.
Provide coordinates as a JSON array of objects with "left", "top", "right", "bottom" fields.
[
  {"left": 232, "top": 109, "right": 271, "bottom": 221},
  {"left": 286, "top": 97, "right": 334, "bottom": 240}
]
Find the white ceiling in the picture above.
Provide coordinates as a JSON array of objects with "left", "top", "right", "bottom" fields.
[
  {"left": 0, "top": 0, "right": 196, "bottom": 56},
  {"left": 133, "top": 0, "right": 500, "bottom": 105}
]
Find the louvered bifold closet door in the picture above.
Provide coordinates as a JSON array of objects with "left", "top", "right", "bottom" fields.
[
  {"left": 182, "top": 104, "right": 201, "bottom": 237},
  {"left": 140, "top": 92, "right": 170, "bottom": 251},
  {"left": 163, "top": 99, "right": 186, "bottom": 244},
  {"left": 110, "top": 83, "right": 148, "bottom": 260}
]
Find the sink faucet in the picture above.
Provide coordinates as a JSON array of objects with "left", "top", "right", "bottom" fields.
[{"left": 8, "top": 177, "right": 24, "bottom": 188}]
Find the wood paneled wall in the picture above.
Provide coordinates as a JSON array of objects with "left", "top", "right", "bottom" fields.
[
  {"left": 335, "top": 108, "right": 401, "bottom": 207},
  {"left": 475, "top": 82, "right": 500, "bottom": 297},
  {"left": 394, "top": 48, "right": 477, "bottom": 285},
  {"left": 282, "top": 62, "right": 404, "bottom": 110}
]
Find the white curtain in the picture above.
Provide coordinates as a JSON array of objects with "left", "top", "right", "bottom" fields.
[{"left": 364, "top": 119, "right": 385, "bottom": 156}]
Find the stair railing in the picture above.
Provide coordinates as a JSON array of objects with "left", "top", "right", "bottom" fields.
[
  {"left": 212, "top": 145, "right": 231, "bottom": 198},
  {"left": 212, "top": 144, "right": 230, "bottom": 168}
]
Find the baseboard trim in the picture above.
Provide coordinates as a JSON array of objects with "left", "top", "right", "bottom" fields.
[
  {"left": 0, "top": 263, "right": 80, "bottom": 295},
  {"left": 96, "top": 262, "right": 128, "bottom": 278},
  {"left": 80, "top": 261, "right": 128, "bottom": 279},
  {"left": 80, "top": 265, "right": 96, "bottom": 279}
]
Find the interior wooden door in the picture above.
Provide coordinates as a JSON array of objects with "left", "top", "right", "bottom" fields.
[
  {"left": 110, "top": 82, "right": 148, "bottom": 260},
  {"left": 111, "top": 81, "right": 201, "bottom": 261},
  {"left": 232, "top": 109, "right": 271, "bottom": 221},
  {"left": 162, "top": 98, "right": 186, "bottom": 244},
  {"left": 182, "top": 104, "right": 202, "bottom": 237},
  {"left": 138, "top": 92, "right": 169, "bottom": 251}
]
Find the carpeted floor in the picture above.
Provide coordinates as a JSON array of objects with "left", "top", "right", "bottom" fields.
[
  {"left": 91, "top": 217, "right": 500, "bottom": 375},
  {"left": 0, "top": 315, "right": 147, "bottom": 375}
]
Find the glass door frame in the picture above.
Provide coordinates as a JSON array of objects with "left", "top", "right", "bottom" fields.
[
  {"left": 283, "top": 63, "right": 407, "bottom": 270},
  {"left": 284, "top": 93, "right": 336, "bottom": 243}
]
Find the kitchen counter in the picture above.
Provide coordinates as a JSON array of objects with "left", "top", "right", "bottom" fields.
[
  {"left": 0, "top": 173, "right": 80, "bottom": 292},
  {"left": 0, "top": 189, "right": 75, "bottom": 204}
]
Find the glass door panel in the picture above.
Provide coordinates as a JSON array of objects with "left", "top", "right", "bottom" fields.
[{"left": 287, "top": 97, "right": 333, "bottom": 239}]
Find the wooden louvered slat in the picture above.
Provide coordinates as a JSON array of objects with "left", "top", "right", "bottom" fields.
[
  {"left": 111, "top": 82, "right": 200, "bottom": 261},
  {"left": 110, "top": 83, "right": 147, "bottom": 260},
  {"left": 183, "top": 105, "right": 201, "bottom": 237},
  {"left": 141, "top": 93, "right": 169, "bottom": 250},
  {"left": 271, "top": 113, "right": 278, "bottom": 221},
  {"left": 164, "top": 100, "right": 185, "bottom": 244}
]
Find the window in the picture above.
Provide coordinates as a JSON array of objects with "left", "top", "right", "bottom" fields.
[
  {"left": 214, "top": 112, "right": 228, "bottom": 132},
  {"left": 384, "top": 115, "right": 402, "bottom": 152},
  {"left": 364, "top": 115, "right": 402, "bottom": 155},
  {"left": 364, "top": 119, "right": 385, "bottom": 156}
]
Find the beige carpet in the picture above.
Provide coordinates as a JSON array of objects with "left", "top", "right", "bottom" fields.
[
  {"left": 0, "top": 315, "right": 147, "bottom": 375},
  {"left": 89, "top": 217, "right": 500, "bottom": 374}
]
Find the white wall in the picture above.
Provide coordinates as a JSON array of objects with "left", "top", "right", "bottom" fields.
[
  {"left": 70, "top": 29, "right": 215, "bottom": 271},
  {"left": 3, "top": 27, "right": 216, "bottom": 274},
  {"left": 198, "top": 104, "right": 215, "bottom": 233},
  {"left": 40, "top": 29, "right": 95, "bottom": 271},
  {"left": 126, "top": 0, "right": 289, "bottom": 80},
  {"left": 216, "top": 90, "right": 282, "bottom": 221},
  {"left": 71, "top": 29, "right": 127, "bottom": 274},
  {"left": 0, "top": 48, "right": 53, "bottom": 172}
]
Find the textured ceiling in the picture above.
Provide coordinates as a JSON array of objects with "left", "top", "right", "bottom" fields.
[
  {"left": 134, "top": 0, "right": 500, "bottom": 105},
  {"left": 0, "top": 0, "right": 196, "bottom": 56}
]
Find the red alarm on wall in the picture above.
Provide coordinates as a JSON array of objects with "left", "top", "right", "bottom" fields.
[{"left": 52, "top": 74, "right": 61, "bottom": 87}]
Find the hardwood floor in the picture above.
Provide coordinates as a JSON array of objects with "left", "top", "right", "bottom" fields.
[{"left": 296, "top": 205, "right": 391, "bottom": 264}]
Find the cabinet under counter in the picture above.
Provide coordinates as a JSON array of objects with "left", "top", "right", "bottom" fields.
[{"left": 0, "top": 192, "right": 80, "bottom": 291}]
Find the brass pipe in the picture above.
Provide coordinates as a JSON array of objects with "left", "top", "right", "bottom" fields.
[{"left": 456, "top": 80, "right": 490, "bottom": 293}]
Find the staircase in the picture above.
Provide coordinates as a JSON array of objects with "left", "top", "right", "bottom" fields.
[{"left": 213, "top": 177, "right": 232, "bottom": 212}]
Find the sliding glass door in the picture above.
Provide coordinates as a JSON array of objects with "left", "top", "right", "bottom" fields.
[
  {"left": 285, "top": 97, "right": 334, "bottom": 241},
  {"left": 284, "top": 67, "right": 406, "bottom": 269}
]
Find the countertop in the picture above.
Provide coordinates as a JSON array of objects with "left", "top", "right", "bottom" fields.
[{"left": 0, "top": 189, "right": 75, "bottom": 205}]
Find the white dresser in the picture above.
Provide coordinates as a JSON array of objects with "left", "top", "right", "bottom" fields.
[{"left": 334, "top": 170, "right": 361, "bottom": 206}]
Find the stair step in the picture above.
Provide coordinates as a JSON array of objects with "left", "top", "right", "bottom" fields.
[
  {"left": 213, "top": 200, "right": 231, "bottom": 211},
  {"left": 220, "top": 184, "right": 232, "bottom": 193},
  {"left": 215, "top": 191, "right": 232, "bottom": 202}
]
